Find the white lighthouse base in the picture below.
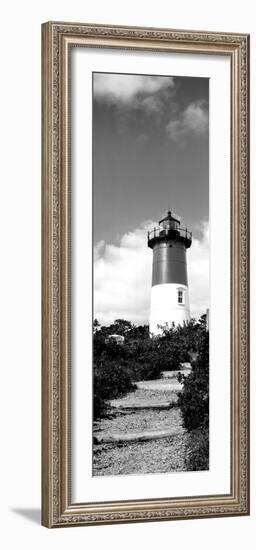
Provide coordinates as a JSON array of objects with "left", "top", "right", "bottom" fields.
[{"left": 149, "top": 283, "right": 190, "bottom": 336}]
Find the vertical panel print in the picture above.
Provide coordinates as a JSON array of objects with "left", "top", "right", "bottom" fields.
[{"left": 92, "top": 71, "right": 209, "bottom": 477}]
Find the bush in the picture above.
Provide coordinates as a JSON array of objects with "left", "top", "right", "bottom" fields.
[
  {"left": 93, "top": 359, "right": 135, "bottom": 418},
  {"left": 177, "top": 331, "right": 209, "bottom": 431},
  {"left": 184, "top": 421, "right": 209, "bottom": 471},
  {"left": 93, "top": 316, "right": 208, "bottom": 419},
  {"left": 177, "top": 330, "right": 209, "bottom": 470}
]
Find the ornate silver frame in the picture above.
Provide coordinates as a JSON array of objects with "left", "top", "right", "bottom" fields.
[{"left": 42, "top": 21, "right": 250, "bottom": 527}]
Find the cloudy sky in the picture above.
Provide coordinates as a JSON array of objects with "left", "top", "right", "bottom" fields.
[{"left": 93, "top": 72, "right": 209, "bottom": 325}]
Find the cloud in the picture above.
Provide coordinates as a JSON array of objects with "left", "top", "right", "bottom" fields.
[
  {"left": 166, "top": 100, "right": 208, "bottom": 144},
  {"left": 94, "top": 220, "right": 209, "bottom": 326},
  {"left": 94, "top": 74, "right": 175, "bottom": 101},
  {"left": 187, "top": 220, "right": 209, "bottom": 318},
  {"left": 93, "top": 73, "right": 175, "bottom": 114},
  {"left": 94, "top": 222, "right": 153, "bottom": 325},
  {"left": 94, "top": 239, "right": 105, "bottom": 260}
]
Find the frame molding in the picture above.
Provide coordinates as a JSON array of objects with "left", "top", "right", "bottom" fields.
[{"left": 42, "top": 21, "right": 250, "bottom": 527}]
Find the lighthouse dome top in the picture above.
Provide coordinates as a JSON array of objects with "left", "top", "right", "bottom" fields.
[
  {"left": 148, "top": 210, "right": 192, "bottom": 250},
  {"left": 159, "top": 210, "right": 181, "bottom": 225}
]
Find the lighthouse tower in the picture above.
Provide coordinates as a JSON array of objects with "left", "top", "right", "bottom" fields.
[{"left": 148, "top": 210, "right": 192, "bottom": 335}]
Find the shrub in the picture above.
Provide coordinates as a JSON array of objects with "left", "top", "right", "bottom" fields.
[
  {"left": 93, "top": 359, "right": 135, "bottom": 418},
  {"left": 93, "top": 316, "right": 208, "bottom": 419},
  {"left": 177, "top": 330, "right": 209, "bottom": 470},
  {"left": 177, "top": 331, "right": 209, "bottom": 431},
  {"left": 184, "top": 420, "right": 209, "bottom": 471}
]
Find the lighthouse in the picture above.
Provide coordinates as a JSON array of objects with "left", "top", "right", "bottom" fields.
[{"left": 148, "top": 210, "right": 192, "bottom": 335}]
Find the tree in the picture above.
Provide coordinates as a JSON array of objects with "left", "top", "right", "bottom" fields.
[
  {"left": 110, "top": 319, "right": 133, "bottom": 336},
  {"left": 93, "top": 319, "right": 101, "bottom": 334}
]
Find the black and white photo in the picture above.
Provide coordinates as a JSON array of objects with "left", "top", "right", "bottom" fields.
[{"left": 92, "top": 72, "right": 209, "bottom": 476}]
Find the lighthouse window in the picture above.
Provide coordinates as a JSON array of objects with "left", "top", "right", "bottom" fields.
[{"left": 178, "top": 289, "right": 184, "bottom": 304}]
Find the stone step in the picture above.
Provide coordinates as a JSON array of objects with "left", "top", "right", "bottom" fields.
[
  {"left": 136, "top": 380, "right": 182, "bottom": 391},
  {"left": 162, "top": 370, "right": 179, "bottom": 379},
  {"left": 180, "top": 362, "right": 192, "bottom": 369},
  {"left": 109, "top": 399, "right": 177, "bottom": 410},
  {"left": 94, "top": 428, "right": 182, "bottom": 445},
  {"left": 162, "top": 369, "right": 191, "bottom": 379}
]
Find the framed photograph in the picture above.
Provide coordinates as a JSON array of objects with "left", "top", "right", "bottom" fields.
[{"left": 42, "top": 22, "right": 250, "bottom": 527}]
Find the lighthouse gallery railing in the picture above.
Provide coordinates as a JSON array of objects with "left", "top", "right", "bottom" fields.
[{"left": 147, "top": 226, "right": 192, "bottom": 244}]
